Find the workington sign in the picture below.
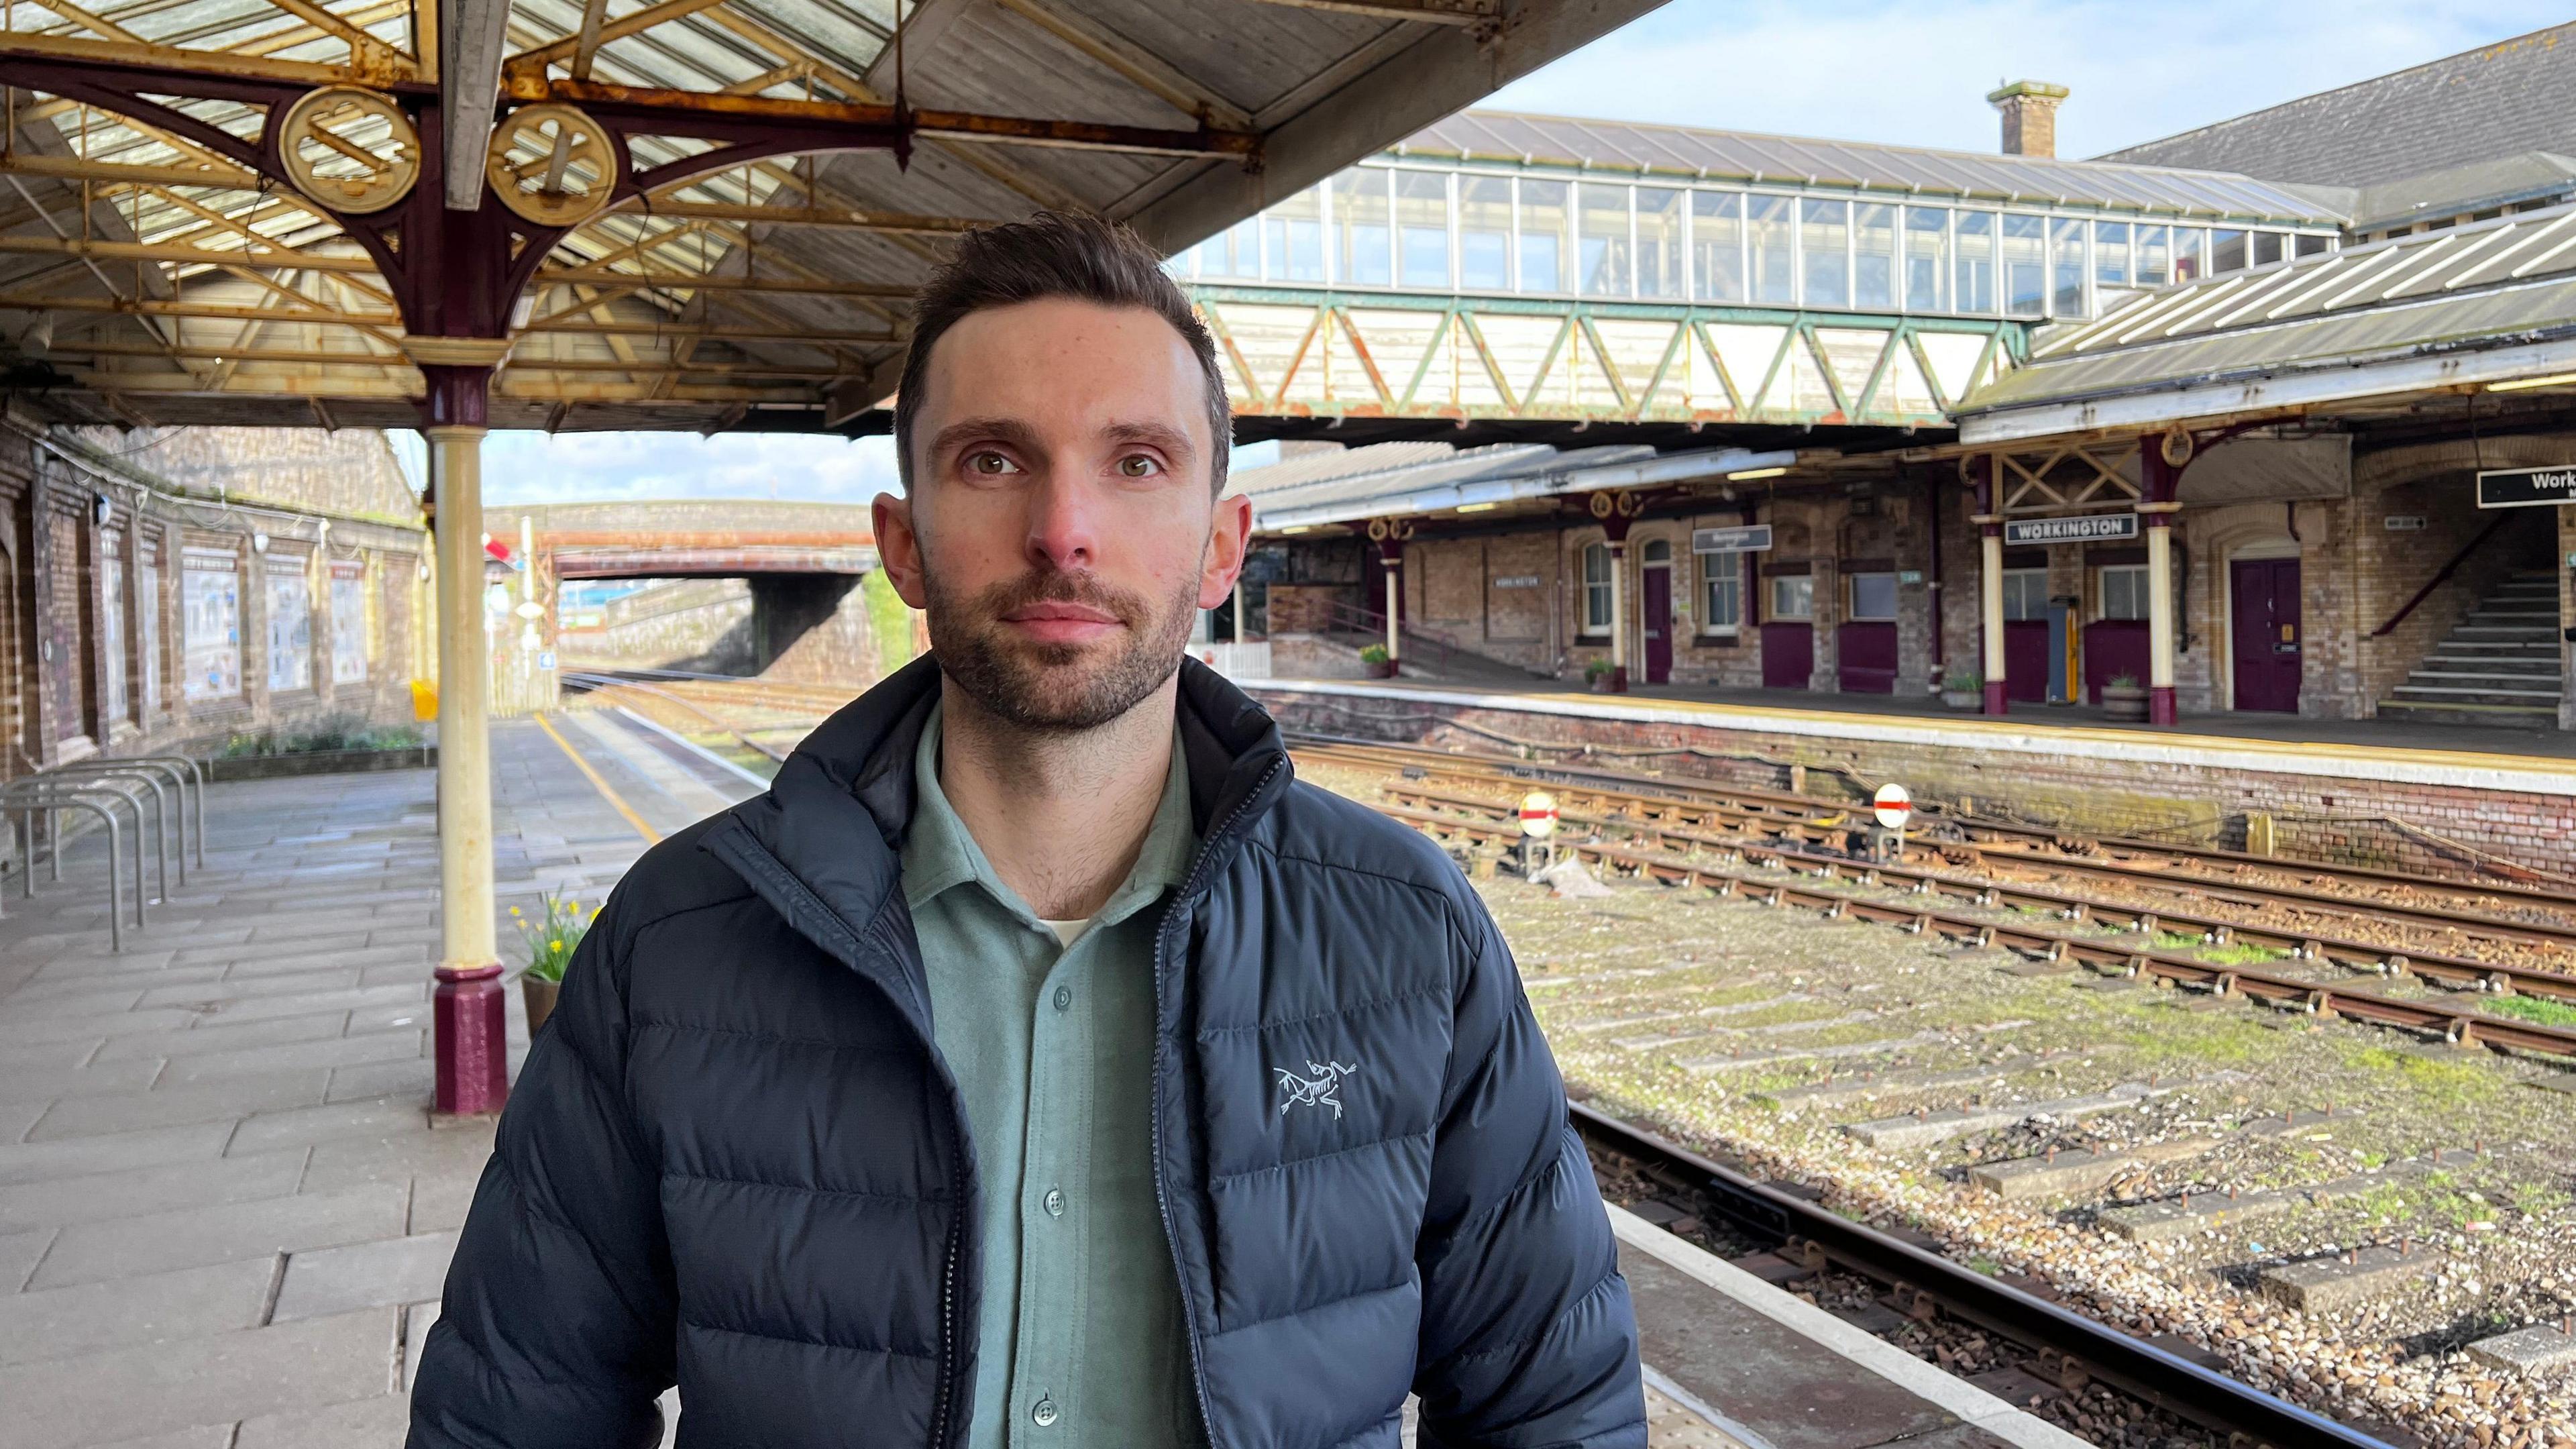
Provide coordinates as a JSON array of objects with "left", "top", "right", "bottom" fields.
[
  {"left": 2002, "top": 513, "right": 2141, "bottom": 545},
  {"left": 2476, "top": 465, "right": 2576, "bottom": 508}
]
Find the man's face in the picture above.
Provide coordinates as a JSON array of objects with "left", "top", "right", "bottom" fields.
[{"left": 875, "top": 297, "right": 1250, "bottom": 732}]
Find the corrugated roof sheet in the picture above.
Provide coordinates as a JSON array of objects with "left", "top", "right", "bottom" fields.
[
  {"left": 1955, "top": 201, "right": 2576, "bottom": 421},
  {"left": 2099, "top": 21, "right": 2576, "bottom": 190},
  {"left": 1393, "top": 110, "right": 2345, "bottom": 224}
]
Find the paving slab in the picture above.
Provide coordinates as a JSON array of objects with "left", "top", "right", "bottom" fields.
[
  {"left": 27, "top": 1070, "right": 331, "bottom": 1142},
  {"left": 0, "top": 1150, "right": 308, "bottom": 1236},
  {"left": 31, "top": 1182, "right": 407, "bottom": 1289},
  {"left": 231, "top": 1392, "right": 414, "bottom": 1449},
  {"left": 225, "top": 1099, "right": 430, "bottom": 1157},
  {"left": 159, "top": 1029, "right": 423, "bottom": 1085},
  {"left": 0, "top": 1059, "right": 165, "bottom": 1108},
  {"left": 88, "top": 1012, "right": 351, "bottom": 1064},
  {"left": 1845, "top": 1083, "right": 2163, "bottom": 1152},
  {"left": 2465, "top": 1323, "right": 2576, "bottom": 1376},
  {"left": 1, "top": 1225, "right": 52, "bottom": 1291},
  {"left": 0, "top": 1122, "right": 233, "bottom": 1189},
  {"left": 271, "top": 1231, "right": 458, "bottom": 1324},
  {"left": 0, "top": 1307, "right": 398, "bottom": 1449},
  {"left": 0, "top": 1256, "right": 274, "bottom": 1365},
  {"left": 1970, "top": 1138, "right": 2218, "bottom": 1203}
]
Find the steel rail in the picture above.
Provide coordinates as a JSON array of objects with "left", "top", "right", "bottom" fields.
[
  {"left": 1287, "top": 735, "right": 2576, "bottom": 922},
  {"left": 1570, "top": 1102, "right": 2396, "bottom": 1449},
  {"left": 1376, "top": 802, "right": 2576, "bottom": 1057},
  {"left": 1381, "top": 780, "right": 2576, "bottom": 1004},
  {"left": 556, "top": 674, "right": 792, "bottom": 763}
]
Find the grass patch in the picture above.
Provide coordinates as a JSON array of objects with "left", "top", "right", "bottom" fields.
[
  {"left": 2198, "top": 941, "right": 2287, "bottom": 967},
  {"left": 2149, "top": 931, "right": 2204, "bottom": 951},
  {"left": 2342, "top": 1045, "right": 2504, "bottom": 1106},
  {"left": 863, "top": 568, "right": 919, "bottom": 674},
  {"left": 2484, "top": 994, "right": 2576, "bottom": 1028}
]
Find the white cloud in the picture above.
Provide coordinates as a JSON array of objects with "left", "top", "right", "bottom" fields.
[
  {"left": 1484, "top": 0, "right": 2569, "bottom": 158},
  {"left": 474, "top": 430, "right": 902, "bottom": 504}
]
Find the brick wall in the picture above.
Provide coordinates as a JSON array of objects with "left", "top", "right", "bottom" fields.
[
  {"left": 1250, "top": 685, "right": 2575, "bottom": 876},
  {"left": 0, "top": 422, "right": 427, "bottom": 779}
]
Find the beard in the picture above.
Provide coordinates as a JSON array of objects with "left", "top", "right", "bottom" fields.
[{"left": 921, "top": 559, "right": 1202, "bottom": 733}]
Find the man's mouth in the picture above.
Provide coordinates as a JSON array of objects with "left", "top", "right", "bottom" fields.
[{"left": 1001, "top": 600, "right": 1125, "bottom": 644}]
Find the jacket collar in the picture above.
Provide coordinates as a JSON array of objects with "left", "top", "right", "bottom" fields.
[{"left": 707, "top": 655, "right": 1295, "bottom": 1004}]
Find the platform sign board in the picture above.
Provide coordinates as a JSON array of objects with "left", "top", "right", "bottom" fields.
[
  {"left": 1871, "top": 784, "right": 1911, "bottom": 830},
  {"left": 1690, "top": 525, "right": 1774, "bottom": 553},
  {"left": 2475, "top": 465, "right": 2576, "bottom": 508},
  {"left": 2002, "top": 513, "right": 2140, "bottom": 545}
]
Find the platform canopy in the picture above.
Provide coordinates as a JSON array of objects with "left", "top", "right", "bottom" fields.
[
  {"left": 0, "top": 0, "right": 1662, "bottom": 434},
  {"left": 1955, "top": 200, "right": 2576, "bottom": 445}
]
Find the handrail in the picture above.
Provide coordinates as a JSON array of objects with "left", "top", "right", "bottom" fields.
[
  {"left": 1311, "top": 598, "right": 1461, "bottom": 674},
  {"left": 2373, "top": 515, "right": 2510, "bottom": 637}
]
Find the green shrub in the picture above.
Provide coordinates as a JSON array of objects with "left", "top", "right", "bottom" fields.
[
  {"left": 513, "top": 891, "right": 593, "bottom": 983},
  {"left": 221, "top": 713, "right": 424, "bottom": 757},
  {"left": 1359, "top": 643, "right": 1390, "bottom": 665}
]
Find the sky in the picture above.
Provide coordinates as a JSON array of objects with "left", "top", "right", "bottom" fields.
[{"left": 464, "top": 0, "right": 2569, "bottom": 506}]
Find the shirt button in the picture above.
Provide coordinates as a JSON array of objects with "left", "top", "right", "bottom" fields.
[
  {"left": 1052, "top": 985, "right": 1072, "bottom": 1012},
  {"left": 1032, "top": 1397, "right": 1059, "bottom": 1428},
  {"left": 1043, "top": 1187, "right": 1065, "bottom": 1218}
]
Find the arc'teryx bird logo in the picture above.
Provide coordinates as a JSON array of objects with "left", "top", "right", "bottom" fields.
[{"left": 1275, "top": 1059, "right": 1360, "bottom": 1120}]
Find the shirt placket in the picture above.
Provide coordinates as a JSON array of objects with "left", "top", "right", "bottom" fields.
[{"left": 1012, "top": 930, "right": 1091, "bottom": 1446}]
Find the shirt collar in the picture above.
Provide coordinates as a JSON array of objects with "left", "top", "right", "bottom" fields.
[{"left": 900, "top": 698, "right": 1198, "bottom": 930}]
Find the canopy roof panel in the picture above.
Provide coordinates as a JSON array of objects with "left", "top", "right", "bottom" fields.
[
  {"left": 1397, "top": 110, "right": 2346, "bottom": 225},
  {"left": 0, "top": 0, "right": 1664, "bottom": 432},
  {"left": 1954, "top": 201, "right": 2576, "bottom": 441}
]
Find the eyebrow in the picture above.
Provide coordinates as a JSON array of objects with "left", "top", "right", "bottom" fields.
[{"left": 1101, "top": 420, "right": 1197, "bottom": 463}]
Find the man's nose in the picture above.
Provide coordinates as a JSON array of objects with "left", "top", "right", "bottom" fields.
[{"left": 1024, "top": 472, "right": 1098, "bottom": 571}]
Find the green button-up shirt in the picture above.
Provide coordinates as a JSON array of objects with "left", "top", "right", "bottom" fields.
[{"left": 902, "top": 702, "right": 1205, "bottom": 1449}]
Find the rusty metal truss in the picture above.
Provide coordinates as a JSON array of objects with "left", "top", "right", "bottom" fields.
[
  {"left": 1191, "top": 285, "right": 2024, "bottom": 429},
  {"left": 1993, "top": 439, "right": 2141, "bottom": 515}
]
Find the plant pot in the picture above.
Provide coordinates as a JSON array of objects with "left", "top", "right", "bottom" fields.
[
  {"left": 521, "top": 977, "right": 561, "bottom": 1038},
  {"left": 1941, "top": 688, "right": 1982, "bottom": 711},
  {"left": 2100, "top": 686, "right": 2149, "bottom": 722},
  {"left": 1366, "top": 659, "right": 1399, "bottom": 679}
]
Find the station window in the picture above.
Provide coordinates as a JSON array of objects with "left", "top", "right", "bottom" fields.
[
  {"left": 1748, "top": 195, "right": 1795, "bottom": 304},
  {"left": 1801, "top": 198, "right": 1849, "bottom": 309},
  {"left": 1904, "top": 207, "right": 1949, "bottom": 311},
  {"left": 2171, "top": 227, "right": 2207, "bottom": 282},
  {"left": 1458, "top": 175, "right": 1511, "bottom": 291},
  {"left": 1953, "top": 211, "right": 1995, "bottom": 313},
  {"left": 2002, "top": 215, "right": 2046, "bottom": 317},
  {"left": 1518, "top": 178, "right": 1570, "bottom": 293},
  {"left": 1847, "top": 571, "right": 1898, "bottom": 621},
  {"left": 2209, "top": 228, "right": 2248, "bottom": 274},
  {"left": 2295, "top": 233, "right": 2332, "bottom": 257},
  {"left": 1332, "top": 170, "right": 1391, "bottom": 286},
  {"left": 2093, "top": 221, "right": 2130, "bottom": 290},
  {"left": 2134, "top": 225, "right": 2171, "bottom": 288},
  {"left": 1395, "top": 170, "right": 1451, "bottom": 288},
  {"left": 1854, "top": 203, "right": 1897, "bottom": 309},
  {"left": 1637, "top": 186, "right": 1685, "bottom": 299},
  {"left": 2098, "top": 564, "right": 2149, "bottom": 621},
  {"left": 1263, "top": 186, "right": 1325, "bottom": 283},
  {"left": 1580, "top": 542, "right": 1613, "bottom": 633},
  {"left": 1770, "top": 574, "right": 1814, "bottom": 621},
  {"left": 2049, "top": 217, "right": 2086, "bottom": 316},
  {"left": 1697, "top": 547, "right": 1742, "bottom": 633},
  {"left": 1578, "top": 183, "right": 1631, "bottom": 297},
  {"left": 2251, "top": 231, "right": 2284, "bottom": 267},
  {"left": 1693, "top": 192, "right": 1745, "bottom": 301},
  {"left": 182, "top": 546, "right": 241, "bottom": 702},
  {"left": 101, "top": 539, "right": 127, "bottom": 726},
  {"left": 2000, "top": 568, "right": 2049, "bottom": 621}
]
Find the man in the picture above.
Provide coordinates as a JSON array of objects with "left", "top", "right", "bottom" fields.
[{"left": 411, "top": 211, "right": 1644, "bottom": 1449}]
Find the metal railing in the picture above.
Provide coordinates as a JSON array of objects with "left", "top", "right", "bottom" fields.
[{"left": 1, "top": 754, "right": 209, "bottom": 952}]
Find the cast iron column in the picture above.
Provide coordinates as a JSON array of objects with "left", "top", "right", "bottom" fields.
[
  {"left": 1970, "top": 455, "right": 2006, "bottom": 716},
  {"left": 2141, "top": 445, "right": 2182, "bottom": 727},
  {"left": 416, "top": 347, "right": 511, "bottom": 1114}
]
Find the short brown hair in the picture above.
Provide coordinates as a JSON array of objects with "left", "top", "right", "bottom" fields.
[{"left": 893, "top": 210, "right": 1230, "bottom": 494}]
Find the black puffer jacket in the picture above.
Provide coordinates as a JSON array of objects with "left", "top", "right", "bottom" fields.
[{"left": 410, "top": 657, "right": 1644, "bottom": 1449}]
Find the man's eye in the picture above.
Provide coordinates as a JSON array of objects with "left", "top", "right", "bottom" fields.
[
  {"left": 965, "top": 451, "right": 1021, "bottom": 476},
  {"left": 1117, "top": 455, "right": 1161, "bottom": 478}
]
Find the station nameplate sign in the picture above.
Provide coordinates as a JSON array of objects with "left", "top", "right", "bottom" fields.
[
  {"left": 1690, "top": 524, "right": 1773, "bottom": 553},
  {"left": 2002, "top": 513, "right": 2140, "bottom": 545},
  {"left": 2476, "top": 465, "right": 2576, "bottom": 508}
]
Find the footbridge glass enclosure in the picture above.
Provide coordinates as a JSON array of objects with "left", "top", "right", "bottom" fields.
[{"left": 1179, "top": 113, "right": 2343, "bottom": 433}]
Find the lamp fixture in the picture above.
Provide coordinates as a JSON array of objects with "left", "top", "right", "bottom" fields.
[
  {"left": 1728, "top": 466, "right": 1788, "bottom": 480},
  {"left": 2487, "top": 371, "right": 2576, "bottom": 392}
]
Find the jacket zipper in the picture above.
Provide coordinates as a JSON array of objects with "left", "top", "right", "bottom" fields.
[{"left": 1152, "top": 754, "right": 1287, "bottom": 1449}]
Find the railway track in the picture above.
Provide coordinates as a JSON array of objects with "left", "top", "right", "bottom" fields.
[{"left": 1576, "top": 1103, "right": 2393, "bottom": 1449}]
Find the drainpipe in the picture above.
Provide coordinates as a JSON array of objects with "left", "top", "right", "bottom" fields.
[
  {"left": 1970, "top": 455, "right": 2006, "bottom": 716},
  {"left": 1923, "top": 468, "right": 1945, "bottom": 681}
]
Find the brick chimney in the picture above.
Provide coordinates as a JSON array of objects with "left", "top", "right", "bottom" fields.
[{"left": 1986, "top": 80, "right": 2070, "bottom": 158}]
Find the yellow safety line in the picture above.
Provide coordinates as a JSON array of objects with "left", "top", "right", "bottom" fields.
[{"left": 534, "top": 711, "right": 665, "bottom": 846}]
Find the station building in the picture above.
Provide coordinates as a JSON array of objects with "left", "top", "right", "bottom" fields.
[
  {"left": 0, "top": 415, "right": 426, "bottom": 773},
  {"left": 1219, "top": 33, "right": 2576, "bottom": 735}
]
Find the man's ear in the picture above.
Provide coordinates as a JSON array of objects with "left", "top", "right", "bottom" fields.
[
  {"left": 1195, "top": 492, "right": 1254, "bottom": 610},
  {"left": 873, "top": 490, "right": 931, "bottom": 610}
]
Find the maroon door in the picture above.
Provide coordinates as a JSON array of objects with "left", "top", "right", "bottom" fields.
[
  {"left": 2002, "top": 621, "right": 2050, "bottom": 703},
  {"left": 1761, "top": 623, "right": 1813, "bottom": 688},
  {"left": 2231, "top": 559, "right": 2302, "bottom": 712},
  {"left": 1836, "top": 623, "right": 1898, "bottom": 693},
  {"left": 1641, "top": 566, "right": 1672, "bottom": 684},
  {"left": 2081, "top": 621, "right": 2149, "bottom": 704}
]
